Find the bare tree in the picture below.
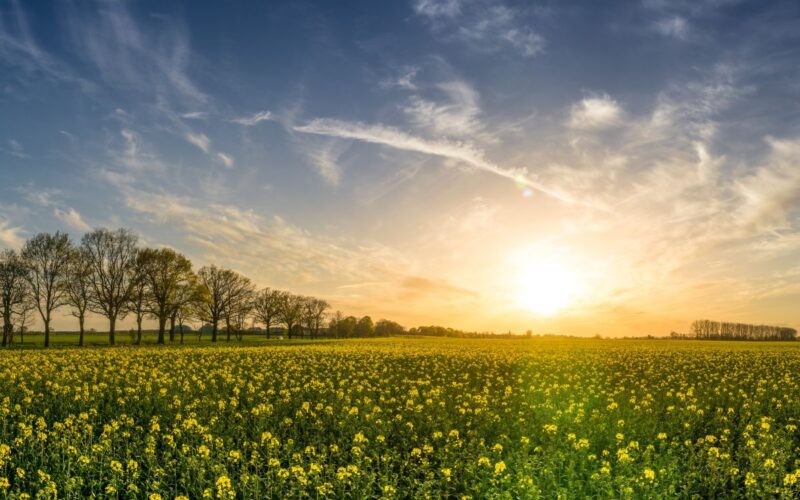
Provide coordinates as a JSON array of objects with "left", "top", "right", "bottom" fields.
[
  {"left": 13, "top": 296, "right": 36, "bottom": 346},
  {"left": 306, "top": 298, "right": 329, "bottom": 339},
  {"left": 128, "top": 250, "right": 149, "bottom": 345},
  {"left": 196, "top": 265, "right": 236, "bottom": 343},
  {"left": 81, "top": 228, "right": 139, "bottom": 345},
  {"left": 0, "top": 250, "right": 29, "bottom": 347},
  {"left": 64, "top": 248, "right": 93, "bottom": 346},
  {"left": 138, "top": 248, "right": 194, "bottom": 344},
  {"left": 173, "top": 280, "right": 201, "bottom": 344},
  {"left": 21, "top": 232, "right": 73, "bottom": 347},
  {"left": 221, "top": 272, "right": 254, "bottom": 342},
  {"left": 253, "top": 287, "right": 281, "bottom": 339},
  {"left": 277, "top": 291, "right": 304, "bottom": 339},
  {"left": 232, "top": 296, "right": 254, "bottom": 341}
]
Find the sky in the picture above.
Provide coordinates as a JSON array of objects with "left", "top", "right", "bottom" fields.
[{"left": 1, "top": 0, "right": 799, "bottom": 336}]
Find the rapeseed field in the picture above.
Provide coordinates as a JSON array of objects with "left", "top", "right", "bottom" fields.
[{"left": 1, "top": 337, "right": 799, "bottom": 498}]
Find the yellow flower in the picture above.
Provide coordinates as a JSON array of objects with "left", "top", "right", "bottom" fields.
[
  {"left": 494, "top": 461, "right": 507, "bottom": 474},
  {"left": 216, "top": 475, "right": 234, "bottom": 498},
  {"left": 643, "top": 468, "right": 655, "bottom": 480}
]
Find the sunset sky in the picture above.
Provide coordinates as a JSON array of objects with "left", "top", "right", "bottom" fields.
[{"left": 1, "top": 0, "right": 799, "bottom": 335}]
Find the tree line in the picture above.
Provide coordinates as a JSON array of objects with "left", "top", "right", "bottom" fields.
[
  {"left": 0, "top": 228, "right": 405, "bottom": 347},
  {"left": 689, "top": 319, "right": 797, "bottom": 341}
]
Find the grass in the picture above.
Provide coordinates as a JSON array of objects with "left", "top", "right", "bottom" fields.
[{"left": 5, "top": 331, "right": 318, "bottom": 348}]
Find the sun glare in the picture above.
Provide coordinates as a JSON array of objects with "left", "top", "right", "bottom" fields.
[{"left": 516, "top": 260, "right": 580, "bottom": 316}]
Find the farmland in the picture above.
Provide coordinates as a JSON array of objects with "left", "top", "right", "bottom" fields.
[{"left": 1, "top": 337, "right": 800, "bottom": 498}]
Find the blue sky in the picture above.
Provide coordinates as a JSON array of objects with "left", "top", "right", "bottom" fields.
[{"left": 1, "top": 0, "right": 799, "bottom": 334}]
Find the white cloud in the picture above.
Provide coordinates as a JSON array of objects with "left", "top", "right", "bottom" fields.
[
  {"left": 102, "top": 180, "right": 417, "bottom": 296},
  {"left": 413, "top": 0, "right": 462, "bottom": 18},
  {"left": 569, "top": 95, "right": 624, "bottom": 129},
  {"left": 53, "top": 207, "right": 92, "bottom": 232},
  {"left": 305, "top": 142, "right": 343, "bottom": 186},
  {"left": 0, "top": 1, "right": 90, "bottom": 88},
  {"left": 294, "top": 118, "right": 594, "bottom": 208},
  {"left": 181, "top": 111, "right": 208, "bottom": 119},
  {"left": 404, "top": 79, "right": 481, "bottom": 137},
  {"left": 7, "top": 139, "right": 30, "bottom": 158},
  {"left": 735, "top": 138, "right": 800, "bottom": 232},
  {"left": 185, "top": 132, "right": 211, "bottom": 153},
  {"left": 415, "top": 0, "right": 544, "bottom": 57},
  {"left": 231, "top": 110, "right": 274, "bottom": 126},
  {"left": 62, "top": 1, "right": 207, "bottom": 104},
  {"left": 655, "top": 16, "right": 689, "bottom": 39},
  {"left": 217, "top": 152, "right": 235, "bottom": 168},
  {"left": 380, "top": 66, "right": 419, "bottom": 90},
  {"left": 0, "top": 216, "right": 25, "bottom": 249},
  {"left": 118, "top": 129, "right": 166, "bottom": 173}
]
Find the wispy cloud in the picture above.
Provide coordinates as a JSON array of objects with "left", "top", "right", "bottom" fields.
[
  {"left": 185, "top": 131, "right": 211, "bottom": 153},
  {"left": 1, "top": 139, "right": 30, "bottom": 158},
  {"left": 62, "top": 0, "right": 207, "bottom": 105},
  {"left": 53, "top": 207, "right": 92, "bottom": 232},
  {"left": 734, "top": 137, "right": 800, "bottom": 233},
  {"left": 231, "top": 110, "right": 274, "bottom": 126},
  {"left": 216, "top": 152, "right": 235, "bottom": 168},
  {"left": 117, "top": 129, "right": 166, "bottom": 173},
  {"left": 0, "top": 214, "right": 25, "bottom": 249},
  {"left": 654, "top": 16, "right": 689, "bottom": 39},
  {"left": 414, "top": 0, "right": 544, "bottom": 57},
  {"left": 404, "top": 79, "right": 481, "bottom": 137},
  {"left": 380, "top": 66, "right": 420, "bottom": 90},
  {"left": 305, "top": 141, "right": 343, "bottom": 186},
  {"left": 99, "top": 177, "right": 429, "bottom": 305},
  {"left": 181, "top": 111, "right": 208, "bottom": 120},
  {"left": 568, "top": 94, "right": 624, "bottom": 129},
  {"left": 413, "top": 0, "right": 462, "bottom": 18},
  {"left": 0, "top": 0, "right": 89, "bottom": 87},
  {"left": 294, "top": 118, "right": 595, "bottom": 208}
]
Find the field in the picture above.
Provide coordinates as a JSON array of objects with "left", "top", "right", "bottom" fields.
[{"left": 1, "top": 338, "right": 800, "bottom": 498}]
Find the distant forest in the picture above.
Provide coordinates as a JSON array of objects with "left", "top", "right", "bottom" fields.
[{"left": 682, "top": 319, "right": 797, "bottom": 341}]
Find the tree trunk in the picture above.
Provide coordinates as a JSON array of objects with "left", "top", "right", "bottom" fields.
[
  {"left": 78, "top": 315, "right": 85, "bottom": 347},
  {"left": 157, "top": 317, "right": 166, "bottom": 344},
  {"left": 3, "top": 311, "right": 10, "bottom": 346},
  {"left": 136, "top": 315, "right": 143, "bottom": 345},
  {"left": 211, "top": 321, "right": 218, "bottom": 342},
  {"left": 109, "top": 316, "right": 116, "bottom": 345},
  {"left": 169, "top": 314, "right": 176, "bottom": 342},
  {"left": 44, "top": 318, "right": 50, "bottom": 348},
  {"left": 226, "top": 319, "right": 232, "bottom": 342},
  {"left": 179, "top": 321, "right": 185, "bottom": 344},
  {"left": 266, "top": 321, "right": 271, "bottom": 340}
]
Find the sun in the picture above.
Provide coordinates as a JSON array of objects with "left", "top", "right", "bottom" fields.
[{"left": 516, "top": 260, "right": 580, "bottom": 316}]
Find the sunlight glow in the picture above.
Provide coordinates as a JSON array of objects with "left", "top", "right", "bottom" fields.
[{"left": 516, "top": 260, "right": 581, "bottom": 316}]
